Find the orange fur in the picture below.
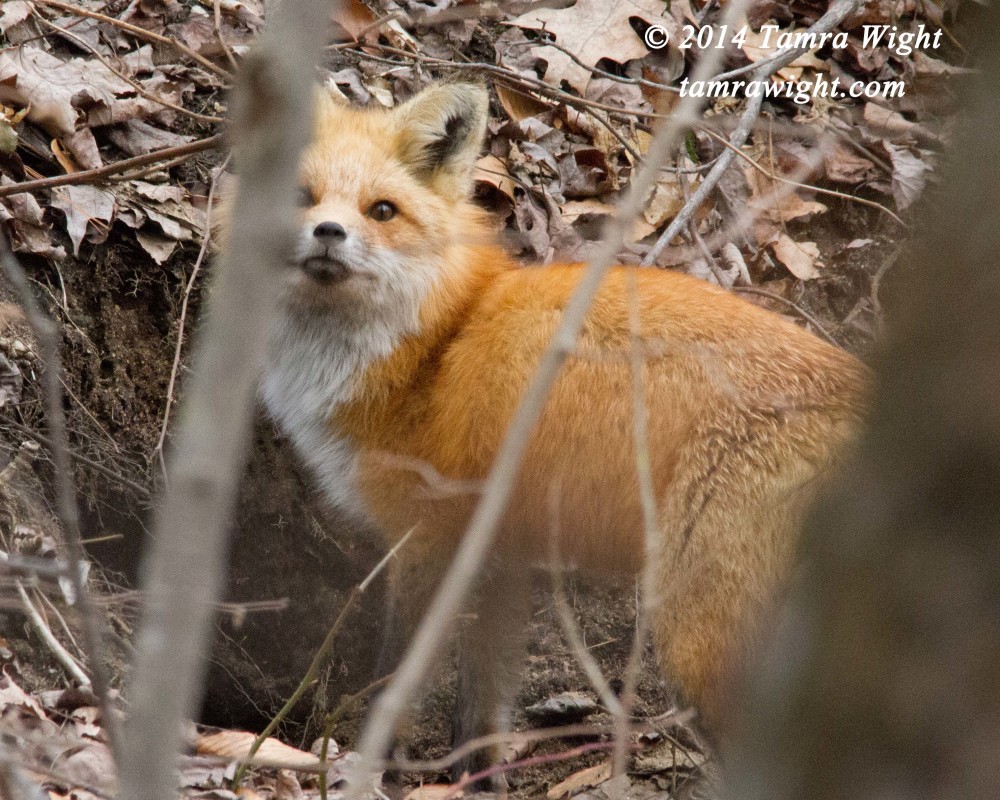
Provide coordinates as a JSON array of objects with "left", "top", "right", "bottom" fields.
[{"left": 240, "top": 82, "right": 869, "bottom": 776}]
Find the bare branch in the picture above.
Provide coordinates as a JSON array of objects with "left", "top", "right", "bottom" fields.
[
  {"left": 0, "top": 135, "right": 224, "bottom": 199},
  {"left": 115, "top": 2, "right": 336, "bottom": 799}
]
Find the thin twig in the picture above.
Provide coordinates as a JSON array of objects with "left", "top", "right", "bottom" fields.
[
  {"left": 0, "top": 233, "right": 122, "bottom": 757},
  {"left": 31, "top": 0, "right": 232, "bottom": 80},
  {"left": 15, "top": 579, "right": 91, "bottom": 686},
  {"left": 0, "top": 135, "right": 224, "bottom": 199},
  {"left": 154, "top": 156, "right": 230, "bottom": 484}
]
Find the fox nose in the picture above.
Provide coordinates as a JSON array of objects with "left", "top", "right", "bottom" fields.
[{"left": 313, "top": 221, "right": 346, "bottom": 241}]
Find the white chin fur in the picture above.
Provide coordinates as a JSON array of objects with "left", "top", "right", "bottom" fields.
[{"left": 263, "top": 237, "right": 439, "bottom": 520}]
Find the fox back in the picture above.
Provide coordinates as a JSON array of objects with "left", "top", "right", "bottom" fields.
[{"left": 246, "top": 81, "right": 869, "bottom": 778}]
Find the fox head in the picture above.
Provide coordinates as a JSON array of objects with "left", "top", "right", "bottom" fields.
[{"left": 283, "top": 81, "right": 490, "bottom": 322}]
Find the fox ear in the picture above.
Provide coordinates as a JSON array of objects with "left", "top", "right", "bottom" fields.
[{"left": 392, "top": 82, "right": 488, "bottom": 193}]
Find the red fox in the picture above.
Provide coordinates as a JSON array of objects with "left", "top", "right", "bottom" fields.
[{"left": 248, "top": 82, "right": 868, "bottom": 778}]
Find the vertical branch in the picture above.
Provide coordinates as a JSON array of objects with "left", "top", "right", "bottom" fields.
[
  {"left": 0, "top": 233, "right": 121, "bottom": 757},
  {"left": 349, "top": 1, "right": 751, "bottom": 791},
  {"left": 116, "top": 3, "right": 336, "bottom": 800}
]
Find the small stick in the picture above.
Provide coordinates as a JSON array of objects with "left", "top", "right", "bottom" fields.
[
  {"left": 153, "top": 156, "right": 230, "bottom": 483},
  {"left": 0, "top": 134, "right": 224, "bottom": 199},
  {"left": 15, "top": 580, "right": 91, "bottom": 686}
]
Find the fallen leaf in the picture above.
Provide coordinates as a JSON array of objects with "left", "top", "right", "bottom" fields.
[
  {"left": 525, "top": 691, "right": 599, "bottom": 725},
  {"left": 474, "top": 154, "right": 515, "bottom": 203},
  {"left": 772, "top": 234, "right": 821, "bottom": 280},
  {"left": 507, "top": 0, "right": 674, "bottom": 92},
  {"left": 403, "top": 784, "right": 455, "bottom": 800},
  {"left": 883, "top": 141, "right": 930, "bottom": 211},
  {"left": 745, "top": 167, "right": 827, "bottom": 222},
  {"left": 494, "top": 83, "right": 552, "bottom": 122},
  {"left": 742, "top": 27, "right": 826, "bottom": 82},
  {"left": 644, "top": 173, "right": 687, "bottom": 228},
  {"left": 50, "top": 185, "right": 116, "bottom": 256},
  {"left": 0, "top": 674, "right": 46, "bottom": 718},
  {"left": 135, "top": 229, "right": 178, "bottom": 264},
  {"left": 546, "top": 761, "right": 611, "bottom": 800},
  {"left": 823, "top": 141, "right": 880, "bottom": 184},
  {"left": 196, "top": 730, "right": 321, "bottom": 771}
]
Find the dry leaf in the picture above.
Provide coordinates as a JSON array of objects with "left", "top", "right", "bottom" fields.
[
  {"left": 546, "top": 761, "right": 612, "bottom": 800},
  {"left": 823, "top": 141, "right": 880, "bottom": 184},
  {"left": 50, "top": 185, "right": 116, "bottom": 256},
  {"left": 883, "top": 142, "right": 930, "bottom": 211},
  {"left": 403, "top": 785, "right": 455, "bottom": 800},
  {"left": 745, "top": 167, "right": 827, "bottom": 222},
  {"left": 644, "top": 173, "right": 686, "bottom": 228},
  {"left": 863, "top": 102, "right": 919, "bottom": 141},
  {"left": 0, "top": 1, "right": 32, "bottom": 34},
  {"left": 196, "top": 730, "right": 321, "bottom": 771},
  {"left": 494, "top": 83, "right": 551, "bottom": 122},
  {"left": 474, "top": 155, "right": 515, "bottom": 203},
  {"left": 772, "top": 234, "right": 821, "bottom": 280},
  {"left": 742, "top": 27, "right": 826, "bottom": 82},
  {"left": 0, "top": 674, "right": 47, "bottom": 718},
  {"left": 507, "top": 0, "right": 674, "bottom": 92}
]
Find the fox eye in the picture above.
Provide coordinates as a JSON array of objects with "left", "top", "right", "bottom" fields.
[
  {"left": 296, "top": 186, "right": 314, "bottom": 207},
  {"left": 368, "top": 200, "right": 397, "bottom": 222}
]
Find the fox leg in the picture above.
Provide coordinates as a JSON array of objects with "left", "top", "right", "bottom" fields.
[
  {"left": 371, "top": 537, "right": 455, "bottom": 775},
  {"left": 451, "top": 563, "right": 532, "bottom": 787}
]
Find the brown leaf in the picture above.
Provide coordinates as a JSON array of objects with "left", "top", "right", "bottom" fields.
[
  {"left": 883, "top": 142, "right": 930, "bottom": 211},
  {"left": 196, "top": 730, "right": 321, "bottom": 771},
  {"left": 644, "top": 173, "right": 686, "bottom": 228},
  {"left": 0, "top": 2, "right": 32, "bottom": 34},
  {"left": 494, "top": 83, "right": 551, "bottom": 123},
  {"left": 823, "top": 141, "right": 880, "bottom": 185},
  {"left": 474, "top": 155, "right": 515, "bottom": 203},
  {"left": 51, "top": 185, "right": 116, "bottom": 256},
  {"left": 0, "top": 673, "right": 46, "bottom": 718},
  {"left": 772, "top": 234, "right": 821, "bottom": 280},
  {"left": 403, "top": 785, "right": 455, "bottom": 800},
  {"left": 507, "top": 0, "right": 674, "bottom": 92},
  {"left": 745, "top": 167, "right": 827, "bottom": 222},
  {"left": 546, "top": 761, "right": 612, "bottom": 800},
  {"left": 742, "top": 27, "right": 826, "bottom": 82}
]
